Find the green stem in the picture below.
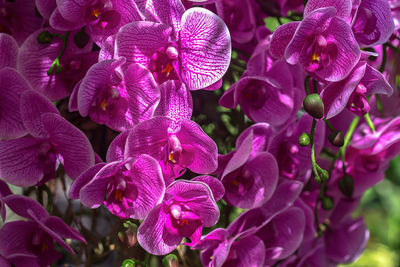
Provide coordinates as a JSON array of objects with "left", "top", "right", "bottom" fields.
[
  {"left": 328, "top": 116, "right": 361, "bottom": 176},
  {"left": 323, "top": 119, "right": 335, "bottom": 132},
  {"left": 144, "top": 254, "right": 150, "bottom": 267},
  {"left": 314, "top": 181, "right": 327, "bottom": 237},
  {"left": 339, "top": 116, "right": 361, "bottom": 173},
  {"left": 312, "top": 79, "right": 318, "bottom": 94},
  {"left": 375, "top": 94, "right": 384, "bottom": 114},
  {"left": 310, "top": 118, "right": 321, "bottom": 183},
  {"left": 304, "top": 75, "right": 311, "bottom": 95},
  {"left": 364, "top": 113, "right": 375, "bottom": 132},
  {"left": 47, "top": 31, "right": 70, "bottom": 76},
  {"left": 230, "top": 63, "right": 245, "bottom": 73}
]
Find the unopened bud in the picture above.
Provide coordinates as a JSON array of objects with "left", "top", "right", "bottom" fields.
[
  {"left": 319, "top": 168, "right": 329, "bottom": 181},
  {"left": 303, "top": 94, "right": 324, "bottom": 119},
  {"left": 37, "top": 31, "right": 53, "bottom": 44},
  {"left": 74, "top": 31, "right": 90, "bottom": 49},
  {"left": 119, "top": 222, "right": 138, "bottom": 247},
  {"left": 321, "top": 196, "right": 334, "bottom": 210},
  {"left": 299, "top": 132, "right": 310, "bottom": 146},
  {"left": 162, "top": 254, "right": 179, "bottom": 267},
  {"left": 338, "top": 174, "right": 354, "bottom": 198},
  {"left": 328, "top": 130, "right": 344, "bottom": 147}
]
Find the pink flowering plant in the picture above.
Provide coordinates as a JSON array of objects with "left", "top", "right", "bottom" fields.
[{"left": 0, "top": 0, "right": 399, "bottom": 265}]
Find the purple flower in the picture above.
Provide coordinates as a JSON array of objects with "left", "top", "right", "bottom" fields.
[
  {"left": 352, "top": 0, "right": 395, "bottom": 47},
  {"left": 72, "top": 155, "right": 165, "bottom": 219},
  {"left": 49, "top": 0, "right": 143, "bottom": 44},
  {"left": 0, "top": 33, "right": 18, "bottom": 70},
  {"left": 0, "top": 68, "right": 29, "bottom": 140},
  {"left": 0, "top": 90, "right": 94, "bottom": 186},
  {"left": 327, "top": 116, "right": 400, "bottom": 197},
  {"left": 154, "top": 80, "right": 193, "bottom": 132},
  {"left": 215, "top": 0, "right": 256, "bottom": 44},
  {"left": 35, "top": 0, "right": 57, "bottom": 19},
  {"left": 125, "top": 117, "right": 218, "bottom": 184},
  {"left": 137, "top": 180, "right": 219, "bottom": 255},
  {"left": 321, "top": 61, "right": 393, "bottom": 118},
  {"left": 195, "top": 180, "right": 304, "bottom": 267},
  {"left": 271, "top": 6, "right": 361, "bottom": 82},
  {"left": 0, "top": 0, "right": 43, "bottom": 44},
  {"left": 0, "top": 179, "right": 11, "bottom": 221},
  {"left": 218, "top": 128, "right": 279, "bottom": 209},
  {"left": 303, "top": 0, "right": 352, "bottom": 20},
  {"left": 116, "top": 7, "right": 231, "bottom": 90},
  {"left": 219, "top": 60, "right": 304, "bottom": 130},
  {"left": 268, "top": 114, "right": 326, "bottom": 182},
  {"left": 0, "top": 195, "right": 85, "bottom": 266},
  {"left": 73, "top": 58, "right": 161, "bottom": 131},
  {"left": 17, "top": 28, "right": 97, "bottom": 101}
]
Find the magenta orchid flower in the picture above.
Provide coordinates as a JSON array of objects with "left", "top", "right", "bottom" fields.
[
  {"left": 0, "top": 68, "right": 29, "bottom": 140},
  {"left": 194, "top": 180, "right": 304, "bottom": 267},
  {"left": 115, "top": 6, "right": 231, "bottom": 90},
  {"left": 352, "top": 0, "right": 395, "bottom": 47},
  {"left": 218, "top": 128, "right": 279, "bottom": 209},
  {"left": 0, "top": 0, "right": 43, "bottom": 45},
  {"left": 219, "top": 60, "right": 304, "bottom": 130},
  {"left": 72, "top": 58, "right": 161, "bottom": 131},
  {"left": 137, "top": 180, "right": 220, "bottom": 255},
  {"left": 1, "top": 195, "right": 85, "bottom": 267},
  {"left": 321, "top": 60, "right": 393, "bottom": 119},
  {"left": 0, "top": 89, "right": 94, "bottom": 186},
  {"left": 215, "top": 0, "right": 256, "bottom": 44},
  {"left": 0, "top": 33, "right": 18, "bottom": 70},
  {"left": 17, "top": 28, "right": 97, "bottom": 101},
  {"left": 49, "top": 0, "right": 143, "bottom": 44},
  {"left": 71, "top": 155, "right": 165, "bottom": 219},
  {"left": 270, "top": 4, "right": 361, "bottom": 82},
  {"left": 125, "top": 117, "right": 218, "bottom": 185}
]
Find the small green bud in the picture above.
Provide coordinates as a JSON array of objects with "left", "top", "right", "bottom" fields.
[
  {"left": 319, "top": 168, "right": 329, "bottom": 181},
  {"left": 37, "top": 31, "right": 53, "bottom": 44},
  {"left": 338, "top": 174, "right": 354, "bottom": 198},
  {"left": 299, "top": 132, "right": 311, "bottom": 146},
  {"left": 321, "top": 196, "right": 334, "bottom": 210},
  {"left": 74, "top": 31, "right": 90, "bottom": 49},
  {"left": 328, "top": 130, "right": 344, "bottom": 147},
  {"left": 121, "top": 259, "right": 135, "bottom": 267},
  {"left": 303, "top": 93, "right": 324, "bottom": 119},
  {"left": 162, "top": 254, "right": 179, "bottom": 267}
]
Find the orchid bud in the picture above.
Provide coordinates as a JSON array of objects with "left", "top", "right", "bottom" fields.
[
  {"left": 162, "top": 254, "right": 179, "bottom": 267},
  {"left": 37, "top": 31, "right": 52, "bottom": 44},
  {"left": 299, "top": 132, "right": 310, "bottom": 146},
  {"left": 74, "top": 31, "right": 90, "bottom": 49},
  {"left": 321, "top": 196, "right": 334, "bottom": 210},
  {"left": 329, "top": 130, "right": 344, "bottom": 147},
  {"left": 338, "top": 174, "right": 354, "bottom": 198},
  {"left": 303, "top": 94, "right": 324, "bottom": 119},
  {"left": 119, "top": 228, "right": 138, "bottom": 248},
  {"left": 320, "top": 168, "right": 329, "bottom": 181}
]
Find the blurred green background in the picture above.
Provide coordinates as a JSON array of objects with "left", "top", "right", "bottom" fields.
[{"left": 343, "top": 154, "right": 400, "bottom": 267}]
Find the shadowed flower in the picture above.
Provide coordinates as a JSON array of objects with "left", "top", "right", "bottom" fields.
[
  {"left": 0, "top": 195, "right": 85, "bottom": 267},
  {"left": 72, "top": 155, "right": 165, "bottom": 219}
]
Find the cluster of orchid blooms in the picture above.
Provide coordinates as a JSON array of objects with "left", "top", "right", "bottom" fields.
[{"left": 0, "top": 0, "right": 399, "bottom": 266}]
